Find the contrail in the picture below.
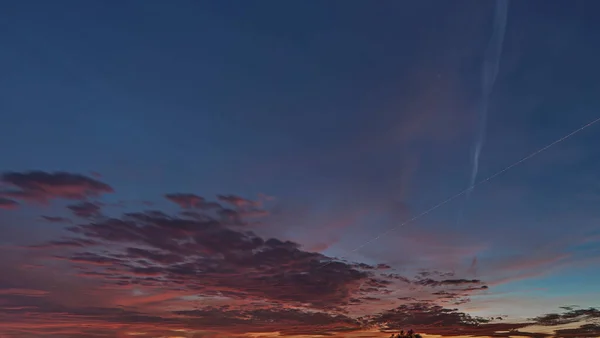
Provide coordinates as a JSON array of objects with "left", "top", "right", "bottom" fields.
[
  {"left": 459, "top": 0, "right": 510, "bottom": 224},
  {"left": 318, "top": 115, "right": 600, "bottom": 269}
]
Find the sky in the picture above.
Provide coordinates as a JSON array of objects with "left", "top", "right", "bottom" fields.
[{"left": 1, "top": 0, "right": 600, "bottom": 337}]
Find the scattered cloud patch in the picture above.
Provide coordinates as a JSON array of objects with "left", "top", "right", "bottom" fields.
[
  {"left": 40, "top": 216, "right": 72, "bottom": 223},
  {"left": 67, "top": 202, "right": 102, "bottom": 219},
  {"left": 0, "top": 171, "right": 113, "bottom": 203},
  {"left": 0, "top": 197, "right": 19, "bottom": 209}
]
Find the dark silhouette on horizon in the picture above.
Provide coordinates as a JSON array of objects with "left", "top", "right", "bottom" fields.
[{"left": 390, "top": 329, "right": 423, "bottom": 338}]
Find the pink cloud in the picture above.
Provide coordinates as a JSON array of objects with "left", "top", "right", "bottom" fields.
[
  {"left": 0, "top": 197, "right": 19, "bottom": 210},
  {"left": 0, "top": 171, "right": 113, "bottom": 203},
  {"left": 0, "top": 288, "right": 48, "bottom": 296}
]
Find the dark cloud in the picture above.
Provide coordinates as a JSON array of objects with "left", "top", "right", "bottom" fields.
[
  {"left": 554, "top": 324, "right": 600, "bottom": 338},
  {"left": 362, "top": 303, "right": 530, "bottom": 336},
  {"left": 382, "top": 273, "right": 412, "bottom": 284},
  {"left": 532, "top": 307, "right": 600, "bottom": 326},
  {"left": 0, "top": 292, "right": 362, "bottom": 337},
  {"left": 0, "top": 171, "right": 113, "bottom": 203},
  {"left": 0, "top": 197, "right": 19, "bottom": 209},
  {"left": 0, "top": 288, "right": 48, "bottom": 296},
  {"left": 173, "top": 308, "right": 362, "bottom": 335},
  {"left": 40, "top": 216, "right": 72, "bottom": 223},
  {"left": 376, "top": 263, "right": 392, "bottom": 270},
  {"left": 217, "top": 207, "right": 242, "bottom": 224},
  {"left": 415, "top": 277, "right": 485, "bottom": 287},
  {"left": 164, "top": 193, "right": 268, "bottom": 226},
  {"left": 489, "top": 330, "right": 551, "bottom": 338},
  {"left": 431, "top": 290, "right": 460, "bottom": 299},
  {"left": 417, "top": 270, "right": 455, "bottom": 278},
  {"left": 0, "top": 294, "right": 179, "bottom": 333},
  {"left": 3, "top": 291, "right": 571, "bottom": 338},
  {"left": 125, "top": 247, "right": 185, "bottom": 265},
  {"left": 52, "top": 209, "right": 382, "bottom": 309},
  {"left": 164, "top": 193, "right": 270, "bottom": 226},
  {"left": 29, "top": 239, "right": 97, "bottom": 249},
  {"left": 68, "top": 202, "right": 102, "bottom": 219},
  {"left": 66, "top": 252, "right": 125, "bottom": 266}
]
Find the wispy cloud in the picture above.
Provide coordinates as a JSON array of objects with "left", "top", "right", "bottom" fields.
[
  {"left": 0, "top": 171, "right": 113, "bottom": 203},
  {"left": 0, "top": 197, "right": 19, "bottom": 209}
]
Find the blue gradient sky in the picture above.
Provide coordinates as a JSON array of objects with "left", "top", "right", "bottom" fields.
[{"left": 1, "top": 1, "right": 600, "bottom": 337}]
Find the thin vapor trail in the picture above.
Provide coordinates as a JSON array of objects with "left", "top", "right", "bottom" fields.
[
  {"left": 318, "top": 115, "right": 600, "bottom": 269},
  {"left": 460, "top": 0, "right": 510, "bottom": 223}
]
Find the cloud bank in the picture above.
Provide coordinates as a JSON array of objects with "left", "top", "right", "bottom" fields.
[{"left": 0, "top": 170, "right": 597, "bottom": 337}]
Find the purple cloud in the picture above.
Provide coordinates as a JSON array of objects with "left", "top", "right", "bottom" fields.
[
  {"left": 0, "top": 171, "right": 113, "bottom": 203},
  {"left": 40, "top": 216, "right": 72, "bottom": 223},
  {"left": 67, "top": 202, "right": 102, "bottom": 219},
  {"left": 0, "top": 197, "right": 19, "bottom": 210}
]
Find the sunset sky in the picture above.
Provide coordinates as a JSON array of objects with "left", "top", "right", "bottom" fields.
[{"left": 1, "top": 0, "right": 600, "bottom": 337}]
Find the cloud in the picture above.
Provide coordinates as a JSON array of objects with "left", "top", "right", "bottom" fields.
[
  {"left": 362, "top": 303, "right": 532, "bottom": 336},
  {"left": 0, "top": 292, "right": 363, "bottom": 337},
  {"left": 416, "top": 278, "right": 486, "bottom": 288},
  {"left": 489, "top": 331, "right": 551, "bottom": 338},
  {"left": 67, "top": 202, "right": 102, "bottom": 219},
  {"left": 0, "top": 197, "right": 19, "bottom": 209},
  {"left": 48, "top": 207, "right": 390, "bottom": 310},
  {"left": 0, "top": 171, "right": 113, "bottom": 203},
  {"left": 29, "top": 239, "right": 98, "bottom": 250},
  {"left": 165, "top": 193, "right": 219, "bottom": 209},
  {"left": 50, "top": 206, "right": 483, "bottom": 310},
  {"left": 217, "top": 194, "right": 260, "bottom": 208},
  {"left": 2, "top": 181, "right": 508, "bottom": 336},
  {"left": 554, "top": 324, "right": 600, "bottom": 338},
  {"left": 3, "top": 173, "right": 598, "bottom": 337},
  {"left": 531, "top": 307, "right": 600, "bottom": 326},
  {"left": 3, "top": 287, "right": 565, "bottom": 338},
  {"left": 40, "top": 216, "right": 72, "bottom": 223},
  {"left": 173, "top": 308, "right": 362, "bottom": 335},
  {"left": 0, "top": 288, "right": 48, "bottom": 296},
  {"left": 165, "top": 193, "right": 268, "bottom": 226}
]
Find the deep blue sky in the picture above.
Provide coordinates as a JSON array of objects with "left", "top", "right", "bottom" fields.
[{"left": 1, "top": 1, "right": 600, "bottom": 337}]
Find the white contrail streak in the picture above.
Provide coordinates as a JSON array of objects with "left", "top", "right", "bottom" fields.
[
  {"left": 459, "top": 0, "right": 510, "bottom": 224},
  {"left": 319, "top": 115, "right": 600, "bottom": 269}
]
